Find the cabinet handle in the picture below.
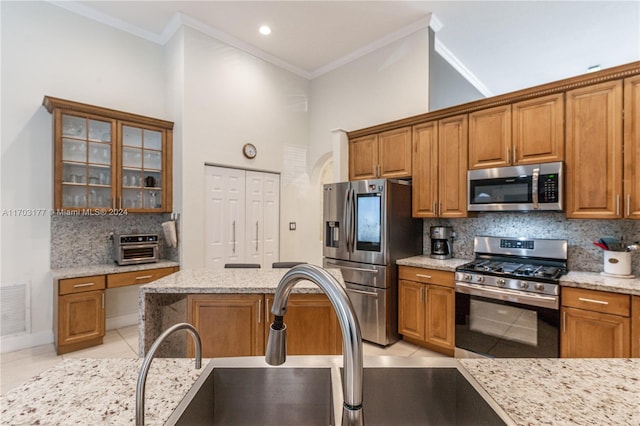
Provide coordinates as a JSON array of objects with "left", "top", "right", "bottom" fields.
[
  {"left": 627, "top": 194, "right": 631, "bottom": 217},
  {"left": 265, "top": 299, "right": 270, "bottom": 323},
  {"left": 73, "top": 282, "right": 95, "bottom": 288},
  {"left": 112, "top": 197, "right": 116, "bottom": 210},
  {"left": 258, "top": 299, "right": 262, "bottom": 324},
  {"left": 416, "top": 274, "right": 432, "bottom": 279},
  {"left": 616, "top": 194, "right": 620, "bottom": 216},
  {"left": 562, "top": 311, "right": 566, "bottom": 333},
  {"left": 433, "top": 202, "right": 437, "bottom": 215},
  {"left": 513, "top": 146, "right": 517, "bottom": 163},
  {"left": 119, "top": 197, "right": 122, "bottom": 210},
  {"left": 419, "top": 287, "right": 423, "bottom": 303},
  {"left": 255, "top": 221, "right": 259, "bottom": 252},
  {"left": 232, "top": 220, "right": 236, "bottom": 254},
  {"left": 101, "top": 292, "right": 105, "bottom": 309},
  {"left": 135, "top": 275, "right": 153, "bottom": 280},
  {"left": 578, "top": 297, "right": 608, "bottom": 305},
  {"left": 438, "top": 202, "right": 442, "bottom": 217},
  {"left": 506, "top": 147, "right": 510, "bottom": 164}
]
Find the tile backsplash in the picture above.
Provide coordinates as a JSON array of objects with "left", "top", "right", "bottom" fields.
[
  {"left": 422, "top": 213, "right": 640, "bottom": 276},
  {"left": 51, "top": 213, "right": 179, "bottom": 268}
]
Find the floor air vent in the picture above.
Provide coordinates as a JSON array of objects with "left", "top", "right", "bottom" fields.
[{"left": 1, "top": 283, "right": 29, "bottom": 336}]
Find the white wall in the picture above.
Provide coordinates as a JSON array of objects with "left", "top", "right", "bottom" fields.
[
  {"left": 177, "top": 27, "right": 311, "bottom": 268},
  {"left": 304, "top": 28, "right": 431, "bottom": 264},
  {"left": 0, "top": 1, "right": 166, "bottom": 350}
]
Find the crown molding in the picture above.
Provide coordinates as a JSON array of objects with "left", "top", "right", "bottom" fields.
[
  {"left": 309, "top": 14, "right": 433, "bottom": 79},
  {"left": 434, "top": 38, "right": 493, "bottom": 97}
]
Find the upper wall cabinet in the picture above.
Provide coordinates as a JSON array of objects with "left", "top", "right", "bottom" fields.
[
  {"left": 624, "top": 75, "right": 640, "bottom": 219},
  {"left": 468, "top": 94, "right": 564, "bottom": 170},
  {"left": 412, "top": 115, "right": 468, "bottom": 218},
  {"left": 349, "top": 127, "right": 412, "bottom": 180},
  {"left": 565, "top": 80, "right": 623, "bottom": 219},
  {"left": 43, "top": 97, "right": 173, "bottom": 213}
]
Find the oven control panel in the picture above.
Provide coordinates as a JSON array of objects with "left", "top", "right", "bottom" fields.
[{"left": 499, "top": 239, "right": 534, "bottom": 250}]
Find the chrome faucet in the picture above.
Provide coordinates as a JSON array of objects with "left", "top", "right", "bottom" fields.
[
  {"left": 265, "top": 264, "right": 364, "bottom": 426},
  {"left": 136, "top": 323, "right": 202, "bottom": 426}
]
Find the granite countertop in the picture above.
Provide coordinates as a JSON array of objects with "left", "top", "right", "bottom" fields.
[
  {"left": 51, "top": 260, "right": 180, "bottom": 280},
  {"left": 0, "top": 358, "right": 208, "bottom": 426},
  {"left": 139, "top": 267, "right": 344, "bottom": 295},
  {"left": 396, "top": 255, "right": 640, "bottom": 296},
  {"left": 396, "top": 255, "right": 470, "bottom": 271},
  {"left": 2, "top": 356, "right": 638, "bottom": 425},
  {"left": 459, "top": 358, "right": 640, "bottom": 426}
]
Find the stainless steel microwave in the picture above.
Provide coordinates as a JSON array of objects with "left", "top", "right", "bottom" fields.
[{"left": 467, "top": 161, "right": 563, "bottom": 211}]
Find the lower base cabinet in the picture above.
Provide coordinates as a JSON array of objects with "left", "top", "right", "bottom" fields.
[
  {"left": 398, "top": 267, "right": 455, "bottom": 356},
  {"left": 187, "top": 293, "right": 342, "bottom": 358},
  {"left": 561, "top": 287, "right": 631, "bottom": 358}
]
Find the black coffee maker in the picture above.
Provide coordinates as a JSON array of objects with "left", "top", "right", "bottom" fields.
[{"left": 430, "top": 226, "right": 454, "bottom": 259}]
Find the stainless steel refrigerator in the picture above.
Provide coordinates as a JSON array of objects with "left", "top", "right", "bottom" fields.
[{"left": 322, "top": 179, "right": 422, "bottom": 346}]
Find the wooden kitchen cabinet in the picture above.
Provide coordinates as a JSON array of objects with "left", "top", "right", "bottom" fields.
[
  {"left": 468, "top": 105, "right": 512, "bottom": 169},
  {"left": 565, "top": 80, "right": 623, "bottom": 219},
  {"left": 43, "top": 96, "right": 173, "bottom": 213},
  {"left": 624, "top": 75, "right": 640, "bottom": 219},
  {"left": 265, "top": 294, "right": 342, "bottom": 355},
  {"left": 398, "top": 266, "right": 455, "bottom": 355},
  {"left": 106, "top": 266, "right": 177, "bottom": 289},
  {"left": 561, "top": 287, "right": 631, "bottom": 358},
  {"left": 468, "top": 94, "right": 564, "bottom": 170},
  {"left": 349, "top": 127, "right": 412, "bottom": 180},
  {"left": 54, "top": 275, "right": 105, "bottom": 354},
  {"left": 412, "top": 115, "right": 468, "bottom": 218},
  {"left": 187, "top": 294, "right": 265, "bottom": 358}
]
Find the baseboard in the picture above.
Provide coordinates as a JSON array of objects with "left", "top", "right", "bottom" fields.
[
  {"left": 0, "top": 330, "right": 54, "bottom": 354},
  {"left": 106, "top": 312, "right": 138, "bottom": 330}
]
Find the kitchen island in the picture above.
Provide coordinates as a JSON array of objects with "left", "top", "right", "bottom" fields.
[
  {"left": 1, "top": 356, "right": 638, "bottom": 425},
  {"left": 138, "top": 267, "right": 344, "bottom": 356}
]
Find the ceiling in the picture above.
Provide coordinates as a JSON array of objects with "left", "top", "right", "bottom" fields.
[{"left": 54, "top": 1, "right": 640, "bottom": 96}]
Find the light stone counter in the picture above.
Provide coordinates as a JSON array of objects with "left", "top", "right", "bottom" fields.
[
  {"left": 561, "top": 271, "right": 640, "bottom": 296},
  {"left": 0, "top": 358, "right": 208, "bottom": 426},
  {"left": 51, "top": 260, "right": 180, "bottom": 280},
  {"left": 459, "top": 358, "right": 640, "bottom": 426},
  {"left": 396, "top": 255, "right": 470, "bottom": 271},
  {"left": 2, "top": 356, "right": 638, "bottom": 425},
  {"left": 138, "top": 267, "right": 344, "bottom": 356}
]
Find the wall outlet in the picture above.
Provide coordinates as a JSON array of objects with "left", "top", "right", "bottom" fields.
[{"left": 289, "top": 222, "right": 296, "bottom": 231}]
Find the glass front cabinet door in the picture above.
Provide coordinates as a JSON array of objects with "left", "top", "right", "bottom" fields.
[{"left": 44, "top": 96, "right": 173, "bottom": 213}]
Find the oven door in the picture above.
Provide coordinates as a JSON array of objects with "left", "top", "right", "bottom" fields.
[{"left": 455, "top": 282, "right": 559, "bottom": 358}]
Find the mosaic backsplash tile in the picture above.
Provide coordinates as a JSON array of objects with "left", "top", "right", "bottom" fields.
[
  {"left": 422, "top": 213, "right": 640, "bottom": 276},
  {"left": 51, "top": 213, "right": 179, "bottom": 268}
]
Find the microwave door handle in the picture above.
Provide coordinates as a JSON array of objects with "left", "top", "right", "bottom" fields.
[{"left": 532, "top": 167, "right": 540, "bottom": 209}]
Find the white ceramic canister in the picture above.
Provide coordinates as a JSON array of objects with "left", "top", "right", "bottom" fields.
[{"left": 603, "top": 251, "right": 632, "bottom": 276}]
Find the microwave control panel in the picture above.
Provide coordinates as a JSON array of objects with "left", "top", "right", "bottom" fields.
[{"left": 539, "top": 174, "right": 559, "bottom": 202}]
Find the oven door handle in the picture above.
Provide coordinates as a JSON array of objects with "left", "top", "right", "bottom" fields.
[{"left": 455, "top": 282, "right": 559, "bottom": 310}]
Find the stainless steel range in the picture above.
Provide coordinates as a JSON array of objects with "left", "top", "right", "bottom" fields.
[{"left": 454, "top": 236, "right": 567, "bottom": 358}]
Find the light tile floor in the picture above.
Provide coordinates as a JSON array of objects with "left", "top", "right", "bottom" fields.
[{"left": 0, "top": 325, "right": 445, "bottom": 395}]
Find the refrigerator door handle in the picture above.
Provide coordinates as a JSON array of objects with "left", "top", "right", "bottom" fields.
[
  {"left": 349, "top": 187, "right": 356, "bottom": 253},
  {"left": 343, "top": 187, "right": 350, "bottom": 252}
]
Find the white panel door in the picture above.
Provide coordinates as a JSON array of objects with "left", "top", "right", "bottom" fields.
[
  {"left": 204, "top": 166, "right": 245, "bottom": 269},
  {"left": 224, "top": 168, "right": 246, "bottom": 264},
  {"left": 245, "top": 171, "right": 264, "bottom": 265},
  {"left": 262, "top": 173, "right": 280, "bottom": 268}
]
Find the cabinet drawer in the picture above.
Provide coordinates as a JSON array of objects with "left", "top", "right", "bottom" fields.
[
  {"left": 59, "top": 275, "right": 106, "bottom": 295},
  {"left": 107, "top": 267, "right": 176, "bottom": 289},
  {"left": 398, "top": 266, "right": 454, "bottom": 287},
  {"left": 562, "top": 287, "right": 630, "bottom": 316}
]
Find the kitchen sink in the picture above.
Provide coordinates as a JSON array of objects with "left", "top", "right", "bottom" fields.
[
  {"left": 167, "top": 365, "right": 334, "bottom": 425},
  {"left": 166, "top": 358, "right": 510, "bottom": 426},
  {"left": 344, "top": 368, "right": 507, "bottom": 426}
]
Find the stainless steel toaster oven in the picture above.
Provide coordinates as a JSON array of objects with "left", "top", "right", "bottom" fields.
[{"left": 114, "top": 233, "right": 159, "bottom": 265}]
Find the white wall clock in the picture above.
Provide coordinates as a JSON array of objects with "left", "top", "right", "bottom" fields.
[{"left": 243, "top": 143, "right": 257, "bottom": 159}]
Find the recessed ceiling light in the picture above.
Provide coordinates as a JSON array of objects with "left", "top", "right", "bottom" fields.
[
  {"left": 259, "top": 25, "right": 271, "bottom": 36},
  {"left": 587, "top": 65, "right": 601, "bottom": 73}
]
